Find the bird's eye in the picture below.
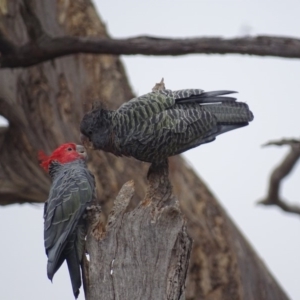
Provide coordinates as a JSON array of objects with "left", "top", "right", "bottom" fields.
[{"left": 67, "top": 147, "right": 72, "bottom": 151}]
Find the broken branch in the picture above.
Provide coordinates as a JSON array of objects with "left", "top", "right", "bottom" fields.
[{"left": 258, "top": 138, "right": 300, "bottom": 216}]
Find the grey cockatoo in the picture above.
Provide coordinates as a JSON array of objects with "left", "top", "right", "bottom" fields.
[
  {"left": 80, "top": 88, "right": 253, "bottom": 163},
  {"left": 39, "top": 143, "right": 95, "bottom": 298}
]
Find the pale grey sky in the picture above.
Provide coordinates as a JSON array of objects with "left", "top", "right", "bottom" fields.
[{"left": 1, "top": 1, "right": 300, "bottom": 299}]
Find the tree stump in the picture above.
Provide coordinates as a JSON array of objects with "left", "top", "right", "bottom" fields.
[{"left": 85, "top": 162, "right": 192, "bottom": 300}]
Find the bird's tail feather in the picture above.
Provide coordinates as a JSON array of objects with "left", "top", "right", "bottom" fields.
[
  {"left": 66, "top": 248, "right": 81, "bottom": 299},
  {"left": 46, "top": 231, "right": 69, "bottom": 281},
  {"left": 202, "top": 101, "right": 253, "bottom": 142},
  {"left": 204, "top": 101, "right": 254, "bottom": 124},
  {"left": 176, "top": 90, "right": 238, "bottom": 104},
  {"left": 47, "top": 255, "right": 65, "bottom": 282}
]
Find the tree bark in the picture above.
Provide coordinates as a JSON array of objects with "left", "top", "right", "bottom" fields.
[
  {"left": 0, "top": 1, "right": 289, "bottom": 299},
  {"left": 2, "top": 35, "right": 300, "bottom": 69},
  {"left": 85, "top": 163, "right": 192, "bottom": 300}
]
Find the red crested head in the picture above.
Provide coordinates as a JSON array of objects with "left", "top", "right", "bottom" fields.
[{"left": 38, "top": 143, "right": 87, "bottom": 172}]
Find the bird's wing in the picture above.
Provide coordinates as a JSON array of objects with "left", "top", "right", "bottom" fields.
[
  {"left": 114, "top": 88, "right": 220, "bottom": 130},
  {"left": 115, "top": 90, "right": 175, "bottom": 118},
  {"left": 113, "top": 90, "right": 179, "bottom": 139},
  {"left": 114, "top": 89, "right": 248, "bottom": 149},
  {"left": 117, "top": 102, "right": 217, "bottom": 150},
  {"left": 44, "top": 163, "right": 94, "bottom": 279}
]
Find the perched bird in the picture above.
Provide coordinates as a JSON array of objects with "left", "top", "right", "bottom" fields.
[
  {"left": 39, "top": 143, "right": 95, "bottom": 299},
  {"left": 80, "top": 89, "right": 253, "bottom": 164}
]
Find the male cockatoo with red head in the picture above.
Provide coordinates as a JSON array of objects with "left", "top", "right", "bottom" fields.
[{"left": 39, "top": 143, "right": 95, "bottom": 299}]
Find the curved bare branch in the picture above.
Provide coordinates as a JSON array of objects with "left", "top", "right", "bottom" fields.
[
  {"left": 1, "top": 35, "right": 300, "bottom": 69},
  {"left": 258, "top": 138, "right": 300, "bottom": 216}
]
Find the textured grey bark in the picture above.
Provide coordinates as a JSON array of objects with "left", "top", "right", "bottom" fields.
[{"left": 85, "top": 164, "right": 192, "bottom": 300}]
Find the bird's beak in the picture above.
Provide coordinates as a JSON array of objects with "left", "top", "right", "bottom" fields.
[
  {"left": 80, "top": 133, "right": 94, "bottom": 149},
  {"left": 76, "top": 144, "right": 87, "bottom": 159}
]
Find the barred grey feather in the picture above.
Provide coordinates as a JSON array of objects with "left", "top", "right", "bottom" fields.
[{"left": 80, "top": 89, "right": 254, "bottom": 163}]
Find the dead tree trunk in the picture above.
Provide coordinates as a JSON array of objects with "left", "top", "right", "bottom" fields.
[
  {"left": 85, "top": 163, "right": 192, "bottom": 300},
  {"left": 0, "top": 1, "right": 289, "bottom": 299}
]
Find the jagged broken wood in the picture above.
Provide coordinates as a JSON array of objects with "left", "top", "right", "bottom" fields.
[
  {"left": 85, "top": 162, "right": 192, "bottom": 300},
  {"left": 258, "top": 138, "right": 300, "bottom": 215}
]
